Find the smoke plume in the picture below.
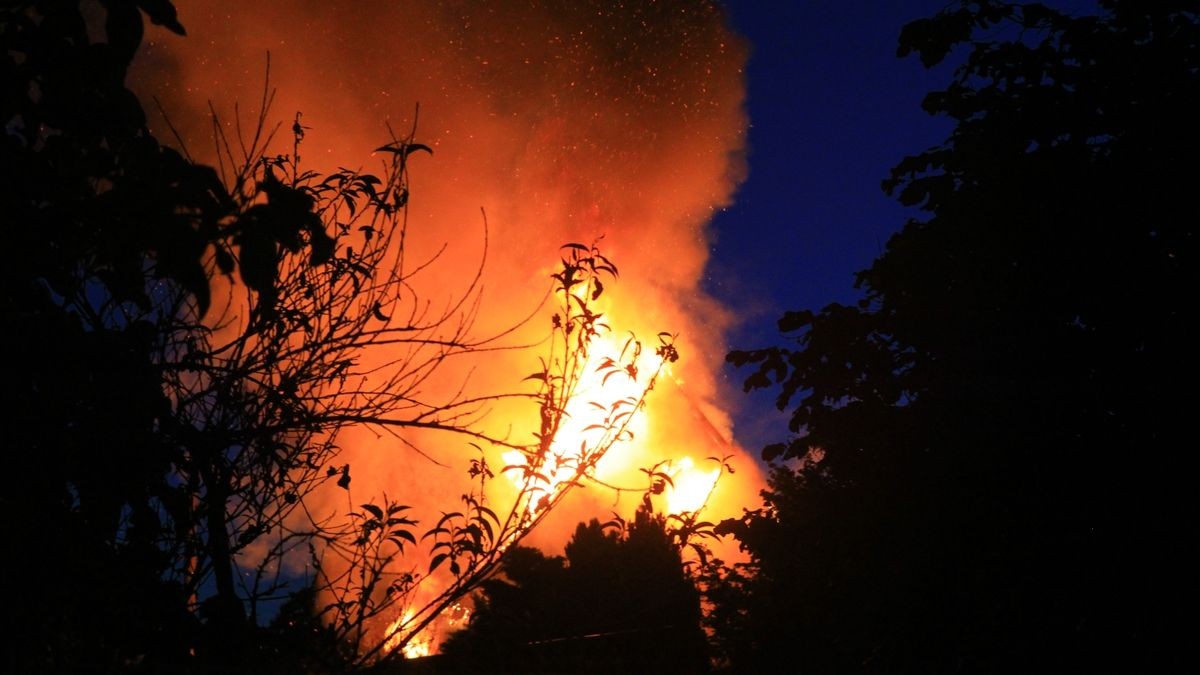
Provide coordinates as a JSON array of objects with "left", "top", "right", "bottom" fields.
[{"left": 132, "top": 0, "right": 764, "bottom": 644}]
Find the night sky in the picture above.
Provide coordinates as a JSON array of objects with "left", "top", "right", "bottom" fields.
[{"left": 708, "top": 1, "right": 953, "bottom": 451}]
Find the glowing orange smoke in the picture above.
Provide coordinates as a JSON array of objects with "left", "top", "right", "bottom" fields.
[{"left": 132, "top": 0, "right": 768, "bottom": 656}]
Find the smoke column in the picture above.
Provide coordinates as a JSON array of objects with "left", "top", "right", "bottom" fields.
[{"left": 132, "top": 0, "right": 765, "bottom": 643}]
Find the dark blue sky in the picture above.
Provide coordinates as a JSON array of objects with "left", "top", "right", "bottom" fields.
[{"left": 709, "top": 1, "right": 955, "bottom": 452}]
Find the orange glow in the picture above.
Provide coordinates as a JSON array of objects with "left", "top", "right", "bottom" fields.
[{"left": 133, "top": 0, "right": 768, "bottom": 657}]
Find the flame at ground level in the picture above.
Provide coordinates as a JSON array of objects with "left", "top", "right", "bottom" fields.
[{"left": 386, "top": 603, "right": 472, "bottom": 660}]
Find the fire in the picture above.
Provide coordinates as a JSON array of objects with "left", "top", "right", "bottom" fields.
[
  {"left": 135, "top": 0, "right": 768, "bottom": 658},
  {"left": 384, "top": 602, "right": 472, "bottom": 659},
  {"left": 392, "top": 611, "right": 432, "bottom": 660},
  {"left": 499, "top": 331, "right": 723, "bottom": 519},
  {"left": 383, "top": 611, "right": 415, "bottom": 658},
  {"left": 663, "top": 456, "right": 721, "bottom": 515},
  {"left": 500, "top": 331, "right": 654, "bottom": 514}
]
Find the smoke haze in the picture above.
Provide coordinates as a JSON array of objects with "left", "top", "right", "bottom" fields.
[{"left": 131, "top": 0, "right": 764, "bottom": 639}]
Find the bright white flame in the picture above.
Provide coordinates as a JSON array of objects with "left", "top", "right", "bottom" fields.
[
  {"left": 501, "top": 333, "right": 651, "bottom": 512},
  {"left": 664, "top": 457, "right": 720, "bottom": 515}
]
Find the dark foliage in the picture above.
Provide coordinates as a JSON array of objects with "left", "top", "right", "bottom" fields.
[
  {"left": 1, "top": 1, "right": 354, "bottom": 670},
  {"left": 439, "top": 510, "right": 709, "bottom": 674},
  {"left": 3, "top": 1, "right": 205, "bottom": 669},
  {"left": 721, "top": 1, "right": 1197, "bottom": 671}
]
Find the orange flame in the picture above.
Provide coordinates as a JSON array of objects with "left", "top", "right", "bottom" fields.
[
  {"left": 385, "top": 611, "right": 430, "bottom": 659},
  {"left": 134, "top": 0, "right": 768, "bottom": 657},
  {"left": 500, "top": 330, "right": 654, "bottom": 513},
  {"left": 385, "top": 602, "right": 471, "bottom": 659}
]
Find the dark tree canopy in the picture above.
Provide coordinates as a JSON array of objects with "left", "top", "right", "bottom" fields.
[
  {"left": 439, "top": 510, "right": 709, "bottom": 674},
  {"left": 5, "top": 1, "right": 436, "bottom": 669},
  {"left": 2, "top": 1, "right": 216, "bottom": 667},
  {"left": 722, "top": 1, "right": 1196, "bottom": 671}
]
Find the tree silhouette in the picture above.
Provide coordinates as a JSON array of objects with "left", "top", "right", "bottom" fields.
[
  {"left": 721, "top": 1, "right": 1196, "bottom": 671},
  {"left": 3, "top": 1, "right": 228, "bottom": 668},
  {"left": 1, "top": 1, "right": 680, "bottom": 670},
  {"left": 439, "top": 509, "right": 709, "bottom": 674}
]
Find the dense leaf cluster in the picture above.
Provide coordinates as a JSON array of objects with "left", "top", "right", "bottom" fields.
[{"left": 439, "top": 510, "right": 708, "bottom": 674}]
